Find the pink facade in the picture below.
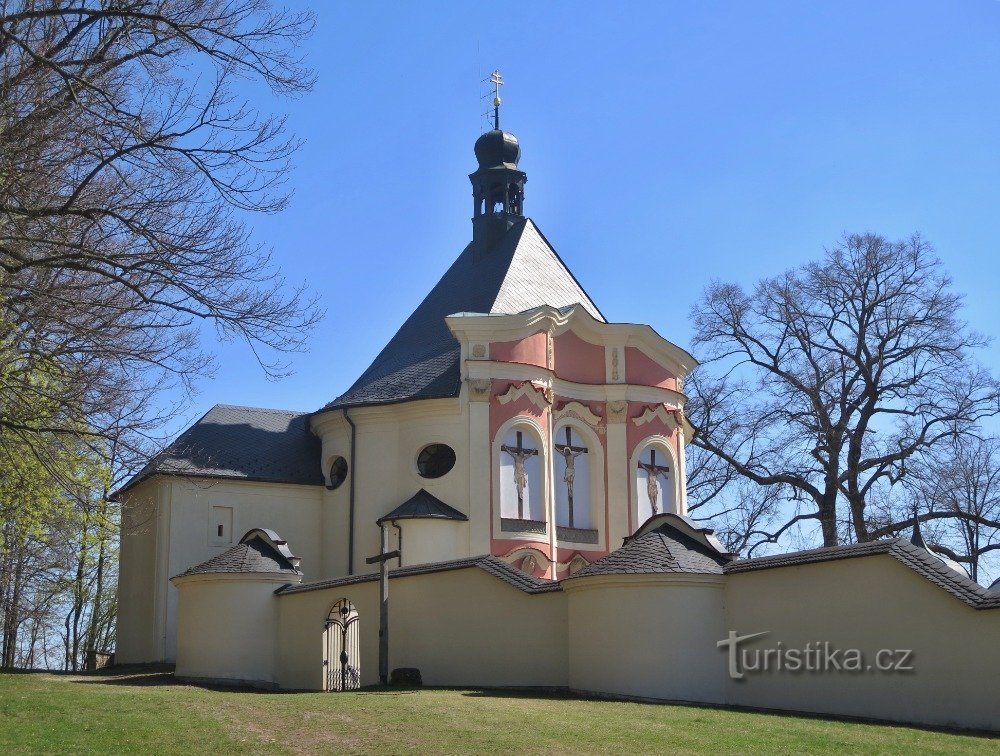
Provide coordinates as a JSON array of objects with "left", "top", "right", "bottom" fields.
[
  {"left": 491, "top": 331, "right": 548, "bottom": 368},
  {"left": 483, "top": 327, "right": 687, "bottom": 576},
  {"left": 625, "top": 346, "right": 677, "bottom": 390},
  {"left": 553, "top": 330, "right": 605, "bottom": 384}
]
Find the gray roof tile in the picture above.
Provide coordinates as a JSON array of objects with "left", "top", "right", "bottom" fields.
[
  {"left": 571, "top": 523, "right": 729, "bottom": 578},
  {"left": 725, "top": 538, "right": 999, "bottom": 610},
  {"left": 377, "top": 489, "right": 468, "bottom": 524},
  {"left": 175, "top": 534, "right": 302, "bottom": 578},
  {"left": 115, "top": 404, "right": 323, "bottom": 496},
  {"left": 324, "top": 219, "right": 603, "bottom": 409},
  {"left": 275, "top": 554, "right": 561, "bottom": 596}
]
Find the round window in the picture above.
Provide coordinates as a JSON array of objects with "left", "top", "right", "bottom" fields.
[
  {"left": 328, "top": 456, "right": 348, "bottom": 490},
  {"left": 416, "top": 444, "right": 456, "bottom": 479}
]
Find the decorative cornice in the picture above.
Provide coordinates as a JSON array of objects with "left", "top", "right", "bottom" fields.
[
  {"left": 465, "top": 359, "right": 687, "bottom": 407},
  {"left": 497, "top": 381, "right": 551, "bottom": 410},
  {"left": 445, "top": 304, "right": 698, "bottom": 379}
]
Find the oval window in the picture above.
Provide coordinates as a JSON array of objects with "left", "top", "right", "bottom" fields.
[
  {"left": 417, "top": 444, "right": 456, "bottom": 479},
  {"left": 328, "top": 456, "right": 348, "bottom": 490}
]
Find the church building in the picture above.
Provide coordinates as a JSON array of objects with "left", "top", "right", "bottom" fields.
[{"left": 114, "top": 89, "right": 999, "bottom": 732}]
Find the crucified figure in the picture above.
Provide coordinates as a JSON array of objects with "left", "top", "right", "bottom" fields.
[
  {"left": 637, "top": 449, "right": 670, "bottom": 515},
  {"left": 501, "top": 431, "right": 538, "bottom": 519},
  {"left": 555, "top": 427, "right": 588, "bottom": 528}
]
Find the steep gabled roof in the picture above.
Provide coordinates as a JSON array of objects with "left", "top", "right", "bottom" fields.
[
  {"left": 114, "top": 404, "right": 324, "bottom": 497},
  {"left": 570, "top": 522, "right": 731, "bottom": 578},
  {"left": 323, "top": 219, "right": 604, "bottom": 409},
  {"left": 377, "top": 489, "right": 468, "bottom": 525}
]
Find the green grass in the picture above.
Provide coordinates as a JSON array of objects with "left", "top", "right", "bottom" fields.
[{"left": 0, "top": 669, "right": 995, "bottom": 754}]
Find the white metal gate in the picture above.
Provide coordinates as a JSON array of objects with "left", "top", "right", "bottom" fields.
[{"left": 324, "top": 599, "right": 360, "bottom": 691}]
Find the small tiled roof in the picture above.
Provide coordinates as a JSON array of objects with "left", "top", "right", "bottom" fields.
[
  {"left": 725, "top": 538, "right": 1000, "bottom": 610},
  {"left": 377, "top": 489, "right": 468, "bottom": 525},
  {"left": 323, "top": 219, "right": 604, "bottom": 409},
  {"left": 114, "top": 404, "right": 323, "bottom": 497},
  {"left": 174, "top": 534, "right": 302, "bottom": 578},
  {"left": 570, "top": 523, "right": 730, "bottom": 578},
  {"left": 275, "top": 554, "right": 561, "bottom": 596}
]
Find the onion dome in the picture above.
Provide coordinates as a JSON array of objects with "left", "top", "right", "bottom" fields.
[{"left": 474, "top": 129, "right": 521, "bottom": 169}]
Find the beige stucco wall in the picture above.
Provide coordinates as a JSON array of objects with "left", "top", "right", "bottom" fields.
[
  {"left": 313, "top": 400, "right": 475, "bottom": 576},
  {"left": 173, "top": 573, "right": 298, "bottom": 686},
  {"left": 116, "top": 476, "right": 323, "bottom": 663},
  {"left": 395, "top": 520, "right": 469, "bottom": 567},
  {"left": 723, "top": 555, "right": 1000, "bottom": 731},
  {"left": 116, "top": 482, "right": 166, "bottom": 663},
  {"left": 564, "top": 574, "right": 728, "bottom": 703},
  {"left": 275, "top": 567, "right": 568, "bottom": 691}
]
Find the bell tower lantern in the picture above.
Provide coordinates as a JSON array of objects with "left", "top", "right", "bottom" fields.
[{"left": 470, "top": 70, "right": 527, "bottom": 251}]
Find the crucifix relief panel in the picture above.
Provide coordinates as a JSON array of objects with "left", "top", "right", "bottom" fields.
[
  {"left": 500, "top": 428, "right": 544, "bottom": 522},
  {"left": 554, "top": 425, "right": 591, "bottom": 529}
]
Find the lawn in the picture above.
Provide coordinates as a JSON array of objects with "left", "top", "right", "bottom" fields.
[{"left": 0, "top": 669, "right": 995, "bottom": 755}]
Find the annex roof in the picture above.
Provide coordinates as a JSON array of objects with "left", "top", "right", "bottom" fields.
[
  {"left": 377, "top": 489, "right": 468, "bottom": 525},
  {"left": 570, "top": 521, "right": 732, "bottom": 579},
  {"left": 173, "top": 529, "right": 302, "bottom": 579},
  {"left": 275, "top": 554, "right": 561, "bottom": 596},
  {"left": 725, "top": 538, "right": 1000, "bottom": 610},
  {"left": 114, "top": 404, "right": 323, "bottom": 498},
  {"left": 322, "top": 218, "right": 604, "bottom": 410}
]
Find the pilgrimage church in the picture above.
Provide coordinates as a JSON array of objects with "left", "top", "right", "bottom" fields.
[{"left": 114, "top": 80, "right": 999, "bottom": 731}]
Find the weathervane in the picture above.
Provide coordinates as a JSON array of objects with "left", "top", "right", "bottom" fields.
[{"left": 490, "top": 69, "right": 503, "bottom": 129}]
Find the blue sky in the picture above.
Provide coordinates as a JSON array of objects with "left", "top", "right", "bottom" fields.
[{"left": 174, "top": 1, "right": 1000, "bottom": 435}]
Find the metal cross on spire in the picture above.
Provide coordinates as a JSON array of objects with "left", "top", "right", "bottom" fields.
[{"left": 490, "top": 69, "right": 503, "bottom": 129}]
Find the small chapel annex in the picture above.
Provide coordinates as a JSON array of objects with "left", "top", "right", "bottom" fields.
[{"left": 114, "top": 94, "right": 1000, "bottom": 732}]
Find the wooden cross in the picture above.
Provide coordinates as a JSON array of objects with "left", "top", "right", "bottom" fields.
[
  {"left": 501, "top": 430, "right": 538, "bottom": 519},
  {"left": 555, "top": 427, "right": 588, "bottom": 528},
  {"left": 637, "top": 449, "right": 671, "bottom": 515},
  {"left": 365, "top": 525, "right": 400, "bottom": 685},
  {"left": 490, "top": 69, "right": 503, "bottom": 129}
]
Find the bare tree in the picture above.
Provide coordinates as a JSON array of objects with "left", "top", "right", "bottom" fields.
[
  {"left": 688, "top": 233, "right": 1000, "bottom": 549},
  {"left": 0, "top": 1, "right": 321, "bottom": 465},
  {"left": 898, "top": 434, "right": 1000, "bottom": 583}
]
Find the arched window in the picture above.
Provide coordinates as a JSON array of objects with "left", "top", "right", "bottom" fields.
[
  {"left": 554, "top": 425, "right": 591, "bottom": 529},
  {"left": 499, "top": 427, "right": 543, "bottom": 521},
  {"left": 636, "top": 443, "right": 675, "bottom": 523}
]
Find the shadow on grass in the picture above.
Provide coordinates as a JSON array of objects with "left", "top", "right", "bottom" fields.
[{"left": 464, "top": 689, "right": 1000, "bottom": 741}]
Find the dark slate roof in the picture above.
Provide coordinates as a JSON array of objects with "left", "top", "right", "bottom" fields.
[
  {"left": 377, "top": 489, "right": 468, "bottom": 525},
  {"left": 276, "top": 554, "right": 561, "bottom": 596},
  {"left": 570, "top": 523, "right": 730, "bottom": 578},
  {"left": 174, "top": 534, "right": 302, "bottom": 578},
  {"left": 323, "top": 219, "right": 604, "bottom": 409},
  {"left": 114, "top": 404, "right": 323, "bottom": 497},
  {"left": 725, "top": 538, "right": 1000, "bottom": 610}
]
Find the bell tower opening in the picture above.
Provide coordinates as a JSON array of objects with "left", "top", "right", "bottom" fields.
[{"left": 470, "top": 70, "right": 527, "bottom": 252}]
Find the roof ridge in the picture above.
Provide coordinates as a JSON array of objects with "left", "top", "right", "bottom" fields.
[{"left": 211, "top": 403, "right": 310, "bottom": 415}]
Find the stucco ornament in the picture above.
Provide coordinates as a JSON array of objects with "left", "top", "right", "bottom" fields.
[
  {"left": 633, "top": 403, "right": 679, "bottom": 429},
  {"left": 611, "top": 348, "right": 620, "bottom": 382},
  {"left": 471, "top": 343, "right": 487, "bottom": 359},
  {"left": 497, "top": 381, "right": 550, "bottom": 410},
  {"left": 468, "top": 378, "right": 492, "bottom": 401},
  {"left": 606, "top": 400, "right": 628, "bottom": 424}
]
